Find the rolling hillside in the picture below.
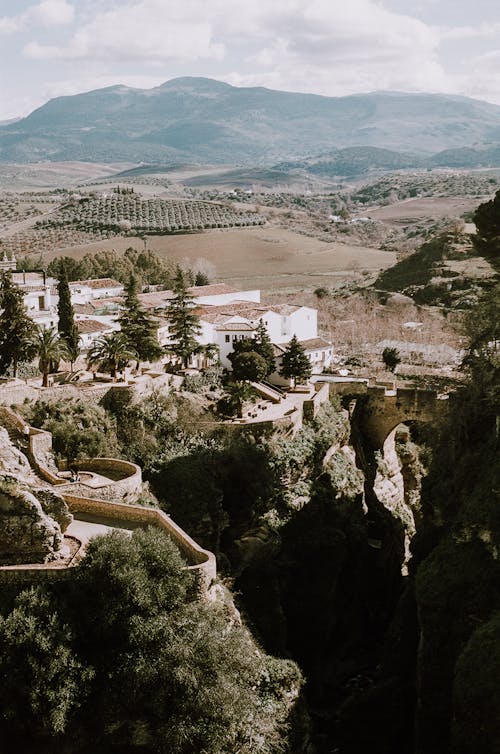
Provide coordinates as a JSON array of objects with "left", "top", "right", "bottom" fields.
[{"left": 2, "top": 77, "right": 500, "bottom": 166}]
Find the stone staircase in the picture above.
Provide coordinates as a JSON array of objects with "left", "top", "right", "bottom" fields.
[{"left": 250, "top": 381, "right": 284, "bottom": 404}]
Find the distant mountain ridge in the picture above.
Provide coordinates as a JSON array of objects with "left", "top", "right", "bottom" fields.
[{"left": 2, "top": 77, "right": 500, "bottom": 167}]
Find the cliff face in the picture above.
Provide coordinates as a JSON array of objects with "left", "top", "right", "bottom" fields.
[
  {"left": 233, "top": 425, "right": 420, "bottom": 753},
  {"left": 0, "top": 475, "right": 72, "bottom": 565},
  {"left": 412, "top": 417, "right": 500, "bottom": 754}
]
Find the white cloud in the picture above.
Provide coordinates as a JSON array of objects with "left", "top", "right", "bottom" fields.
[
  {"left": 5, "top": 0, "right": 500, "bottom": 117},
  {"left": 0, "top": 0, "right": 74, "bottom": 34},
  {"left": 455, "top": 50, "right": 500, "bottom": 105},
  {"left": 440, "top": 22, "right": 500, "bottom": 41},
  {"left": 234, "top": 0, "right": 448, "bottom": 96},
  {"left": 24, "top": 0, "right": 225, "bottom": 62},
  {"left": 22, "top": 0, "right": 451, "bottom": 98}
]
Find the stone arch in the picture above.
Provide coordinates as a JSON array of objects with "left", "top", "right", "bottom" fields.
[{"left": 355, "top": 385, "right": 449, "bottom": 451}]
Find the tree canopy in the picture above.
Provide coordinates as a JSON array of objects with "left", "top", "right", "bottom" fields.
[
  {"left": 57, "top": 268, "right": 80, "bottom": 366},
  {"left": 227, "top": 324, "right": 276, "bottom": 378},
  {"left": 31, "top": 326, "right": 69, "bottom": 387},
  {"left": 87, "top": 331, "right": 137, "bottom": 379},
  {"left": 0, "top": 273, "right": 37, "bottom": 377},
  {"left": 473, "top": 189, "right": 500, "bottom": 260},
  {"left": 230, "top": 350, "right": 268, "bottom": 382},
  {"left": 118, "top": 275, "right": 163, "bottom": 365},
  {"left": 0, "top": 528, "right": 302, "bottom": 753},
  {"left": 279, "top": 335, "right": 311, "bottom": 387},
  {"left": 167, "top": 269, "right": 202, "bottom": 368}
]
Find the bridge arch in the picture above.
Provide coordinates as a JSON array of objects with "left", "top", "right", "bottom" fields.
[{"left": 355, "top": 385, "right": 449, "bottom": 451}]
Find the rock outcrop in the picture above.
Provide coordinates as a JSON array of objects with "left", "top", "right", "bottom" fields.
[
  {"left": 0, "top": 427, "right": 32, "bottom": 478},
  {"left": 0, "top": 475, "right": 72, "bottom": 565}
]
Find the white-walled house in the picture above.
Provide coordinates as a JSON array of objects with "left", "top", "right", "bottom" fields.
[
  {"left": 137, "top": 283, "right": 261, "bottom": 313},
  {"left": 9, "top": 270, "right": 333, "bottom": 380},
  {"left": 76, "top": 319, "right": 116, "bottom": 350},
  {"left": 214, "top": 321, "right": 257, "bottom": 366},
  {"left": 193, "top": 301, "right": 328, "bottom": 371},
  {"left": 70, "top": 278, "right": 124, "bottom": 302},
  {"left": 191, "top": 284, "right": 260, "bottom": 307}
]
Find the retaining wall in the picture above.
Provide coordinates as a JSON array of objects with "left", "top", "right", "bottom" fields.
[
  {"left": 63, "top": 494, "right": 216, "bottom": 593},
  {"left": 0, "top": 537, "right": 85, "bottom": 585},
  {"left": 303, "top": 382, "right": 330, "bottom": 421},
  {"left": 58, "top": 458, "right": 142, "bottom": 501}
]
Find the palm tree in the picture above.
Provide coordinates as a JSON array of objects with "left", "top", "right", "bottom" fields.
[
  {"left": 202, "top": 342, "right": 219, "bottom": 367},
  {"left": 87, "top": 332, "right": 137, "bottom": 380},
  {"left": 31, "top": 326, "right": 69, "bottom": 387}
]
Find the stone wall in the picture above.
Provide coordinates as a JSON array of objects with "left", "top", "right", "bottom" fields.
[
  {"left": 58, "top": 458, "right": 143, "bottom": 502},
  {"left": 63, "top": 494, "right": 216, "bottom": 594},
  {"left": 0, "top": 372, "right": 173, "bottom": 411},
  {"left": 303, "top": 382, "right": 330, "bottom": 422},
  {"left": 354, "top": 385, "right": 449, "bottom": 450},
  {"left": 0, "top": 381, "right": 39, "bottom": 405}
]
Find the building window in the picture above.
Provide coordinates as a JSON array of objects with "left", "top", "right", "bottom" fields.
[{"left": 225, "top": 334, "right": 230, "bottom": 343}]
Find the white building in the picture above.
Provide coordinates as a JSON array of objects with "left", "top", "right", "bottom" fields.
[
  {"left": 76, "top": 319, "right": 115, "bottom": 350},
  {"left": 193, "top": 301, "right": 328, "bottom": 372},
  {"left": 271, "top": 337, "right": 334, "bottom": 386},
  {"left": 69, "top": 278, "right": 124, "bottom": 302},
  {"left": 137, "top": 283, "right": 260, "bottom": 313}
]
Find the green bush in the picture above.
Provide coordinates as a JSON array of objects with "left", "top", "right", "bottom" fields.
[
  {"left": 0, "top": 529, "right": 302, "bottom": 753},
  {"left": 22, "top": 397, "right": 119, "bottom": 462}
]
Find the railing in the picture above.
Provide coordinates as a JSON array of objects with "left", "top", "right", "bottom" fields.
[{"left": 250, "top": 381, "right": 283, "bottom": 403}]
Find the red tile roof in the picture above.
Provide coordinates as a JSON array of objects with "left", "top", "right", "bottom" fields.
[
  {"left": 76, "top": 319, "right": 113, "bottom": 334},
  {"left": 71, "top": 278, "right": 123, "bottom": 290}
]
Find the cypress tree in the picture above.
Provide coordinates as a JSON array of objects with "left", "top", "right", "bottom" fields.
[
  {"left": 279, "top": 335, "right": 312, "bottom": 387},
  {"left": 0, "top": 272, "right": 37, "bottom": 377},
  {"left": 57, "top": 268, "right": 80, "bottom": 368},
  {"left": 167, "top": 268, "right": 202, "bottom": 368},
  {"left": 254, "top": 320, "right": 276, "bottom": 376},
  {"left": 118, "top": 275, "right": 163, "bottom": 366}
]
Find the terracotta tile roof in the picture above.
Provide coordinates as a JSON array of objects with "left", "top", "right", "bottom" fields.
[
  {"left": 215, "top": 322, "right": 256, "bottom": 332},
  {"left": 71, "top": 278, "right": 123, "bottom": 290},
  {"left": 73, "top": 303, "right": 96, "bottom": 315},
  {"left": 196, "top": 301, "right": 304, "bottom": 319},
  {"left": 76, "top": 319, "right": 113, "bottom": 334},
  {"left": 188, "top": 283, "right": 239, "bottom": 296},
  {"left": 12, "top": 272, "right": 46, "bottom": 284},
  {"left": 137, "top": 291, "right": 173, "bottom": 308},
  {"left": 293, "top": 337, "right": 332, "bottom": 351},
  {"left": 272, "top": 337, "right": 331, "bottom": 355}
]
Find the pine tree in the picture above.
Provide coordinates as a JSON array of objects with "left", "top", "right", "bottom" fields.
[
  {"left": 0, "top": 273, "right": 37, "bottom": 377},
  {"left": 118, "top": 275, "right": 163, "bottom": 367},
  {"left": 167, "top": 268, "right": 202, "bottom": 368},
  {"left": 57, "top": 268, "right": 80, "bottom": 369},
  {"left": 254, "top": 320, "right": 276, "bottom": 376},
  {"left": 279, "top": 335, "right": 312, "bottom": 387}
]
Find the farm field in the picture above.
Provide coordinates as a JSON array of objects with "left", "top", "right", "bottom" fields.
[
  {"left": 366, "top": 195, "right": 487, "bottom": 222},
  {"left": 46, "top": 226, "right": 396, "bottom": 291},
  {"left": 0, "top": 161, "right": 133, "bottom": 191}
]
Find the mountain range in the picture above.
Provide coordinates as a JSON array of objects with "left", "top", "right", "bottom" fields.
[{"left": 2, "top": 77, "right": 500, "bottom": 169}]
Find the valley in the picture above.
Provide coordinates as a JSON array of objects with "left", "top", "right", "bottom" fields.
[{"left": 0, "top": 78, "right": 499, "bottom": 754}]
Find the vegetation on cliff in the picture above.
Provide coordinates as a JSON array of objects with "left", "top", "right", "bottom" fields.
[
  {"left": 0, "top": 528, "right": 303, "bottom": 754},
  {"left": 412, "top": 283, "right": 500, "bottom": 754}
]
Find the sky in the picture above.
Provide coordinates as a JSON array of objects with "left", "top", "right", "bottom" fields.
[{"left": 1, "top": 0, "right": 500, "bottom": 120}]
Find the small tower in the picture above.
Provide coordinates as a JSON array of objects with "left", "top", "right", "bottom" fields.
[{"left": 0, "top": 249, "right": 16, "bottom": 272}]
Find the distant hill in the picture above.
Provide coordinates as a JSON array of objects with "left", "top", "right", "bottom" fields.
[{"left": 2, "top": 77, "right": 500, "bottom": 166}]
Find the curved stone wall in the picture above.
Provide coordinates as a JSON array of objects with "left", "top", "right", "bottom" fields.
[
  {"left": 0, "top": 407, "right": 217, "bottom": 595},
  {"left": 58, "top": 458, "right": 143, "bottom": 502},
  {"left": 63, "top": 493, "right": 216, "bottom": 593}
]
